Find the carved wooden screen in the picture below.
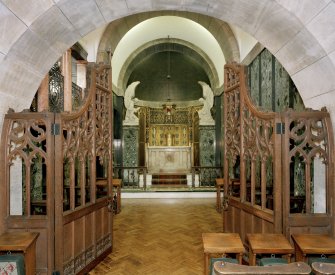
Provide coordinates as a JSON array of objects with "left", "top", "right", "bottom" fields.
[
  {"left": 223, "top": 62, "right": 334, "bottom": 241},
  {"left": 0, "top": 111, "right": 55, "bottom": 274},
  {"left": 223, "top": 63, "right": 282, "bottom": 240},
  {"left": 54, "top": 63, "right": 113, "bottom": 274},
  {"left": 282, "top": 109, "right": 334, "bottom": 237},
  {"left": 0, "top": 63, "right": 113, "bottom": 274}
]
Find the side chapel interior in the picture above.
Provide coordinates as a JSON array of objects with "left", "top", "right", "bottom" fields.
[{"left": 0, "top": 18, "right": 334, "bottom": 275}]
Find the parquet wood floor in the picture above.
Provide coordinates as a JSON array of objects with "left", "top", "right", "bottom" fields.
[{"left": 89, "top": 198, "right": 222, "bottom": 275}]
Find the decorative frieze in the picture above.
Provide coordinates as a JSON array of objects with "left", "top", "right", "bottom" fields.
[
  {"left": 74, "top": 251, "right": 86, "bottom": 273},
  {"left": 85, "top": 245, "right": 95, "bottom": 264},
  {"left": 63, "top": 259, "right": 74, "bottom": 275}
]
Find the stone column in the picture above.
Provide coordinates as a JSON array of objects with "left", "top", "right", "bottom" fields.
[
  {"left": 10, "top": 156, "right": 23, "bottom": 215},
  {"left": 313, "top": 157, "right": 326, "bottom": 213},
  {"left": 76, "top": 61, "right": 87, "bottom": 90}
]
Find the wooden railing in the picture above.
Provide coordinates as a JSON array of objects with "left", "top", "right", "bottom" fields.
[
  {"left": 113, "top": 166, "right": 148, "bottom": 189},
  {"left": 113, "top": 166, "right": 222, "bottom": 189},
  {"left": 213, "top": 261, "right": 311, "bottom": 275}
]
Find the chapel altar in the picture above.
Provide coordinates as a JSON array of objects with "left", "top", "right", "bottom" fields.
[
  {"left": 146, "top": 121, "right": 192, "bottom": 174},
  {"left": 147, "top": 145, "right": 192, "bottom": 174},
  {"left": 121, "top": 82, "right": 215, "bottom": 184}
]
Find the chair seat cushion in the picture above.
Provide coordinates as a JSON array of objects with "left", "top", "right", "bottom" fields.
[
  {"left": 259, "top": 257, "right": 288, "bottom": 266},
  {"left": 0, "top": 254, "right": 25, "bottom": 275},
  {"left": 308, "top": 256, "right": 335, "bottom": 265}
]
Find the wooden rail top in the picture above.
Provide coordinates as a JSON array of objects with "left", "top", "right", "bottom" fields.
[
  {"left": 216, "top": 178, "right": 224, "bottom": 186},
  {"left": 96, "top": 178, "right": 107, "bottom": 186},
  {"left": 213, "top": 261, "right": 311, "bottom": 275},
  {"left": 112, "top": 179, "right": 122, "bottom": 187},
  {"left": 312, "top": 262, "right": 335, "bottom": 275}
]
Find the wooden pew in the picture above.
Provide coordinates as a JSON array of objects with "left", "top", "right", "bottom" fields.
[
  {"left": 213, "top": 261, "right": 311, "bottom": 275},
  {"left": 312, "top": 262, "right": 335, "bottom": 275}
]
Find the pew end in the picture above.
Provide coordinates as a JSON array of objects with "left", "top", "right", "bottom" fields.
[
  {"left": 312, "top": 262, "right": 335, "bottom": 275},
  {"left": 213, "top": 261, "right": 311, "bottom": 275}
]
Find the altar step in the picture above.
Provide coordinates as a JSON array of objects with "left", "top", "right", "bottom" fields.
[
  {"left": 151, "top": 173, "right": 187, "bottom": 185},
  {"left": 122, "top": 190, "right": 216, "bottom": 199}
]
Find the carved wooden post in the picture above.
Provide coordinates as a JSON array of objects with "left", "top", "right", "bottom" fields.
[
  {"left": 37, "top": 74, "right": 49, "bottom": 112},
  {"left": 62, "top": 49, "right": 72, "bottom": 112}
]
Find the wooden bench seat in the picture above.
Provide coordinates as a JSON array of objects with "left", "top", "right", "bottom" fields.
[
  {"left": 213, "top": 261, "right": 311, "bottom": 275},
  {"left": 312, "top": 262, "right": 335, "bottom": 275}
]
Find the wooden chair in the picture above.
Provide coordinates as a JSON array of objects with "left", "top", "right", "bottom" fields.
[
  {"left": 259, "top": 257, "right": 288, "bottom": 266},
  {"left": 112, "top": 179, "right": 122, "bottom": 214},
  {"left": 0, "top": 254, "right": 25, "bottom": 275},
  {"left": 213, "top": 261, "right": 311, "bottom": 275},
  {"left": 215, "top": 178, "right": 224, "bottom": 212},
  {"left": 312, "top": 262, "right": 335, "bottom": 275}
]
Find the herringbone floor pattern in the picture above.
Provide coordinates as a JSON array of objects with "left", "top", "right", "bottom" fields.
[{"left": 89, "top": 198, "right": 222, "bottom": 275}]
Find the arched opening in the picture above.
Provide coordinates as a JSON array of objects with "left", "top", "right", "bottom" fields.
[{"left": 1, "top": 2, "right": 335, "bottom": 274}]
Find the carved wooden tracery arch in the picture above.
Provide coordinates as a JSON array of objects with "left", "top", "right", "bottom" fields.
[
  {"left": 223, "top": 62, "right": 334, "bottom": 241},
  {"left": 0, "top": 63, "right": 114, "bottom": 274}
]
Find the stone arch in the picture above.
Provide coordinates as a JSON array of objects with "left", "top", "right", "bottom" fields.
[
  {"left": 96, "top": 11, "right": 240, "bottom": 64},
  {"left": 0, "top": 0, "right": 335, "bottom": 130},
  {"left": 115, "top": 38, "right": 221, "bottom": 96}
]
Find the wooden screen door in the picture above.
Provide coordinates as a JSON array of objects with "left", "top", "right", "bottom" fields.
[
  {"left": 54, "top": 64, "right": 114, "bottom": 274},
  {"left": 0, "top": 64, "right": 113, "bottom": 274}
]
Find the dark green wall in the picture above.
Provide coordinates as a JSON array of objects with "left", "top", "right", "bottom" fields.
[
  {"left": 214, "top": 95, "right": 223, "bottom": 166},
  {"left": 248, "top": 48, "right": 305, "bottom": 112},
  {"left": 113, "top": 93, "right": 123, "bottom": 167}
]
